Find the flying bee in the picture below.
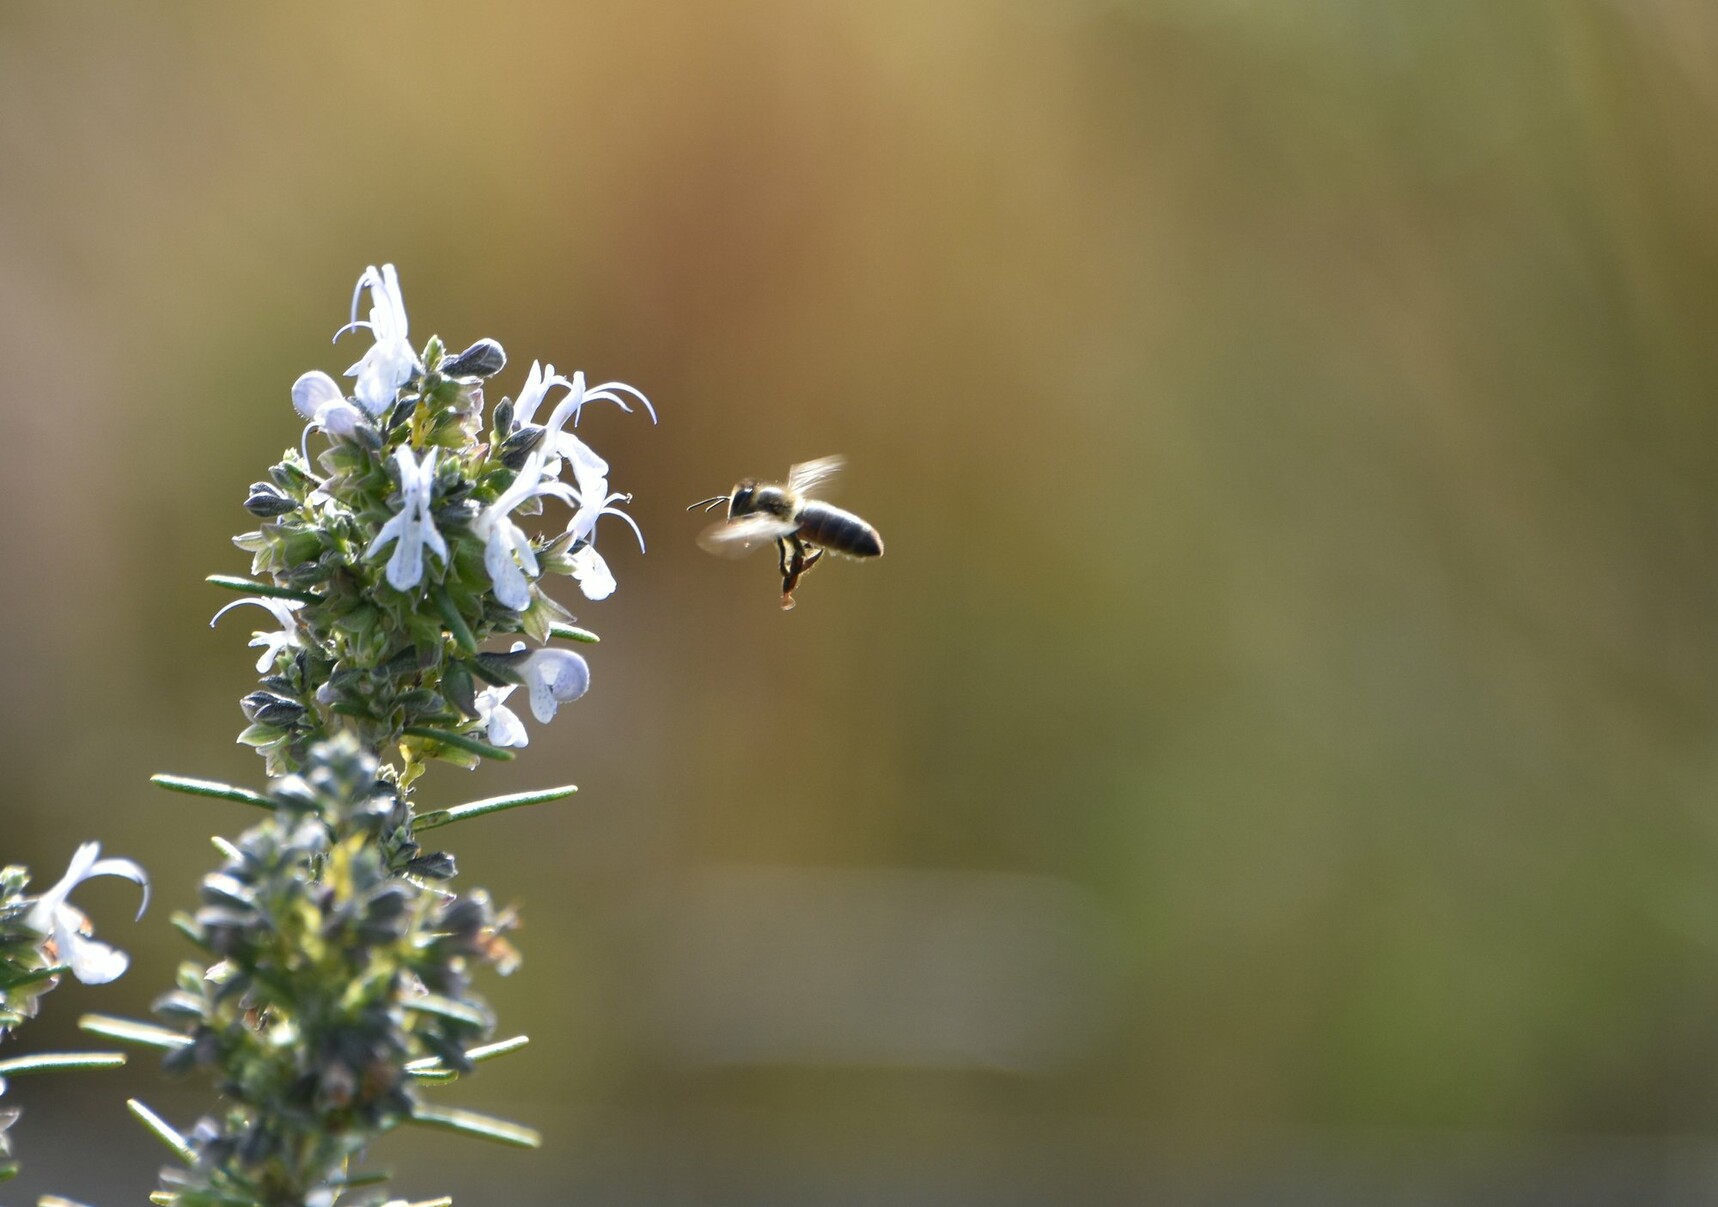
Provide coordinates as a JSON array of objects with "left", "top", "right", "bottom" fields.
[{"left": 690, "top": 455, "right": 884, "bottom": 610}]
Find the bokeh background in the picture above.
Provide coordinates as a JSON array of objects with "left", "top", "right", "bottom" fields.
[{"left": 4, "top": 1, "right": 1718, "bottom": 1202}]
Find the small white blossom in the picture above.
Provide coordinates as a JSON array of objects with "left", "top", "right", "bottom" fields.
[
  {"left": 475, "top": 683, "right": 529, "bottom": 748},
  {"left": 561, "top": 437, "right": 645, "bottom": 601},
  {"left": 510, "top": 360, "right": 574, "bottom": 426},
  {"left": 472, "top": 452, "right": 576, "bottom": 611},
  {"left": 210, "top": 596, "right": 304, "bottom": 672},
  {"left": 365, "top": 446, "right": 448, "bottom": 591},
  {"left": 542, "top": 369, "right": 656, "bottom": 434},
  {"left": 337, "top": 263, "right": 419, "bottom": 416},
  {"left": 25, "top": 843, "right": 148, "bottom": 985},
  {"left": 290, "top": 370, "right": 364, "bottom": 439},
  {"left": 520, "top": 646, "right": 591, "bottom": 723}
]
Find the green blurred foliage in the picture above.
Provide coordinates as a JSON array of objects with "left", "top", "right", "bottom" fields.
[{"left": 3, "top": 1, "right": 1718, "bottom": 1201}]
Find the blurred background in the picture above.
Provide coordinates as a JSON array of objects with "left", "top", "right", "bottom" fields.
[{"left": 3, "top": 1, "right": 1718, "bottom": 1202}]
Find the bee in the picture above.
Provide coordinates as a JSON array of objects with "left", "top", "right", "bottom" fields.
[{"left": 690, "top": 455, "right": 884, "bottom": 609}]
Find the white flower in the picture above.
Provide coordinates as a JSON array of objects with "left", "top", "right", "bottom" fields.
[
  {"left": 566, "top": 545, "right": 615, "bottom": 600},
  {"left": 25, "top": 843, "right": 148, "bottom": 985},
  {"left": 475, "top": 683, "right": 529, "bottom": 748},
  {"left": 520, "top": 646, "right": 591, "bottom": 723},
  {"left": 542, "top": 369, "right": 656, "bottom": 433},
  {"left": 290, "top": 370, "right": 364, "bottom": 439},
  {"left": 365, "top": 446, "right": 448, "bottom": 591},
  {"left": 561, "top": 437, "right": 645, "bottom": 601},
  {"left": 210, "top": 596, "right": 304, "bottom": 672},
  {"left": 472, "top": 452, "right": 577, "bottom": 611},
  {"left": 337, "top": 263, "right": 419, "bottom": 416},
  {"left": 510, "top": 360, "right": 574, "bottom": 426}
]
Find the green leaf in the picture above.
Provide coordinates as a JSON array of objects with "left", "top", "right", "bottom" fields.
[
  {"left": 0, "top": 963, "right": 67, "bottom": 992},
  {"left": 169, "top": 912, "right": 212, "bottom": 952},
  {"left": 0, "top": 1161, "right": 16, "bottom": 1183},
  {"left": 434, "top": 586, "right": 478, "bottom": 655},
  {"left": 408, "top": 1104, "right": 540, "bottom": 1149},
  {"left": 80, "top": 1015, "right": 192, "bottom": 1051},
  {"left": 40, "top": 1194, "right": 98, "bottom": 1207},
  {"left": 406, "top": 1034, "right": 530, "bottom": 1079},
  {"left": 406, "top": 1065, "right": 458, "bottom": 1083},
  {"left": 407, "top": 994, "right": 489, "bottom": 1028},
  {"left": 547, "top": 621, "right": 600, "bottom": 643},
  {"left": 413, "top": 785, "right": 576, "bottom": 832},
  {"left": 150, "top": 774, "right": 272, "bottom": 811},
  {"left": 402, "top": 726, "right": 516, "bottom": 762},
  {"left": 235, "top": 722, "right": 286, "bottom": 749},
  {"left": 0, "top": 1051, "right": 124, "bottom": 1076},
  {"left": 326, "top": 1170, "right": 392, "bottom": 1190},
  {"left": 127, "top": 1098, "right": 195, "bottom": 1162},
  {"left": 205, "top": 574, "right": 317, "bottom": 603}
]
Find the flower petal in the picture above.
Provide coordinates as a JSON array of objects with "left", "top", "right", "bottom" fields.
[
  {"left": 483, "top": 697, "right": 529, "bottom": 748},
  {"left": 62, "top": 930, "right": 129, "bottom": 985},
  {"left": 484, "top": 524, "right": 531, "bottom": 611},
  {"left": 291, "top": 371, "right": 345, "bottom": 421},
  {"left": 86, "top": 856, "right": 150, "bottom": 921},
  {"left": 523, "top": 648, "right": 591, "bottom": 723},
  {"left": 571, "top": 545, "right": 617, "bottom": 601}
]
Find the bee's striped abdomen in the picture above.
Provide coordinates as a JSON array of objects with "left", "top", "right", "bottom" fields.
[{"left": 797, "top": 502, "right": 883, "bottom": 558}]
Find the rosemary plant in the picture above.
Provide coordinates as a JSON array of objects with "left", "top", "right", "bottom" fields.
[{"left": 84, "top": 264, "right": 653, "bottom": 1206}]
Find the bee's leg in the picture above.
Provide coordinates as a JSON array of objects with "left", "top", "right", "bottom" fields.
[{"left": 779, "top": 537, "right": 818, "bottom": 610}]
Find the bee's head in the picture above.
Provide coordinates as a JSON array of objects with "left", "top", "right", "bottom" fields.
[{"left": 728, "top": 479, "right": 759, "bottom": 517}]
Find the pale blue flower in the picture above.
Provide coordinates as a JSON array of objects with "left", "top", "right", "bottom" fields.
[
  {"left": 520, "top": 646, "right": 591, "bottom": 723},
  {"left": 337, "top": 264, "right": 419, "bottom": 416},
  {"left": 365, "top": 447, "right": 447, "bottom": 591},
  {"left": 25, "top": 843, "right": 148, "bottom": 985},
  {"left": 473, "top": 452, "right": 577, "bottom": 610},
  {"left": 210, "top": 596, "right": 304, "bottom": 672},
  {"left": 290, "top": 370, "right": 364, "bottom": 439}
]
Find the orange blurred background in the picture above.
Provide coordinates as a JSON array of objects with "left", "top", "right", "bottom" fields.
[{"left": 5, "top": 2, "right": 1718, "bottom": 1202}]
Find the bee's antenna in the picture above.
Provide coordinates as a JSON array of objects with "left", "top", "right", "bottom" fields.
[{"left": 687, "top": 495, "right": 730, "bottom": 513}]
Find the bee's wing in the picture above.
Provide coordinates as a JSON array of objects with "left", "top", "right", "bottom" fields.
[
  {"left": 698, "top": 514, "right": 797, "bottom": 558},
  {"left": 787, "top": 455, "right": 845, "bottom": 498}
]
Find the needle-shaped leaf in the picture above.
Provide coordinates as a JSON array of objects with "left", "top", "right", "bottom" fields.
[
  {"left": 80, "top": 1015, "right": 192, "bottom": 1051},
  {"left": 150, "top": 774, "right": 272, "bottom": 811},
  {"left": 403, "top": 726, "right": 517, "bottom": 761},
  {"left": 205, "top": 574, "right": 318, "bottom": 603},
  {"left": 128, "top": 1098, "right": 195, "bottom": 1162},
  {"left": 0, "top": 1051, "right": 124, "bottom": 1076},
  {"left": 408, "top": 1104, "right": 540, "bottom": 1149},
  {"left": 413, "top": 786, "right": 577, "bottom": 832}
]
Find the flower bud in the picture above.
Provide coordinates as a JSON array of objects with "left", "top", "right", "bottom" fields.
[
  {"left": 244, "top": 483, "right": 297, "bottom": 518},
  {"left": 497, "top": 424, "right": 546, "bottom": 469},
  {"left": 239, "top": 691, "right": 305, "bottom": 726},
  {"left": 442, "top": 338, "right": 507, "bottom": 379}
]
